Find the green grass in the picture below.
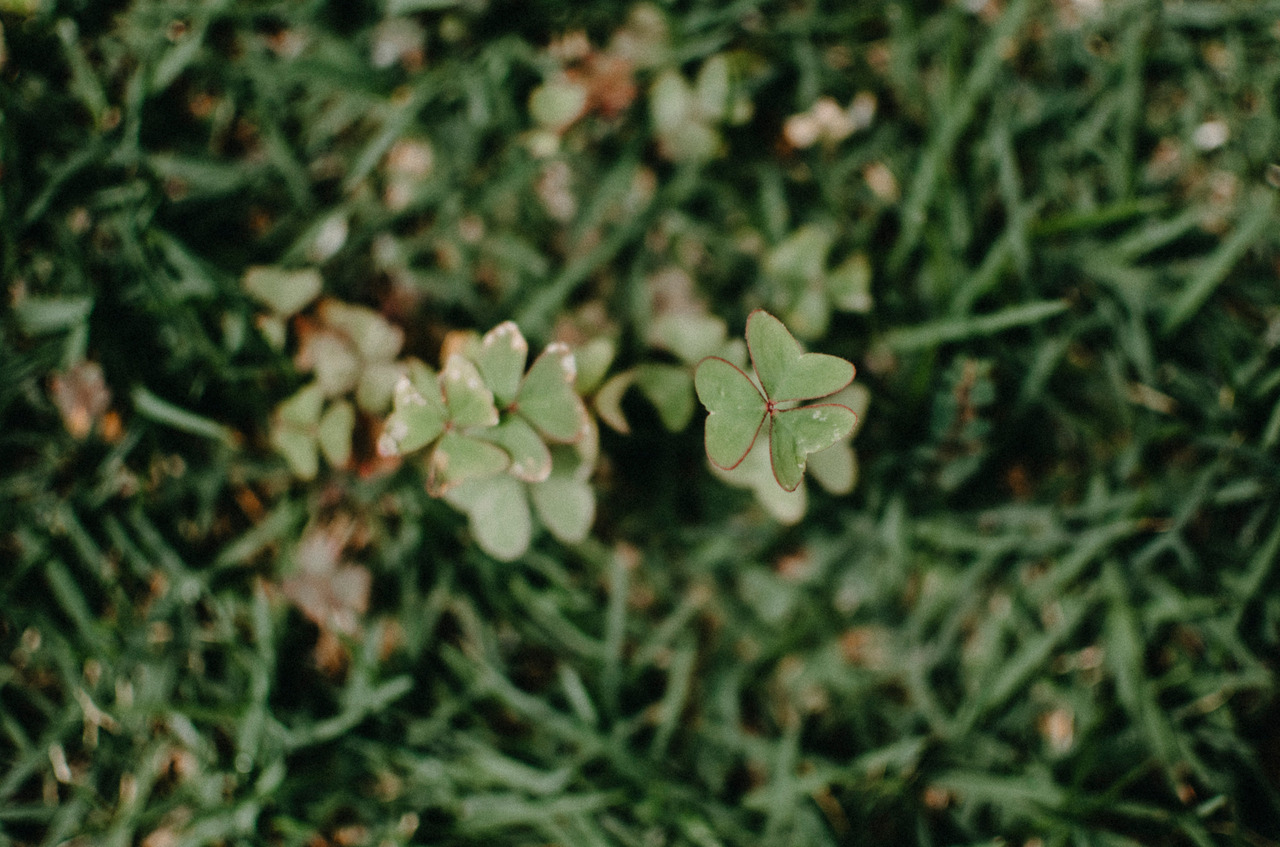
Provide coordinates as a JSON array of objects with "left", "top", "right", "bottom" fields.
[{"left": 3, "top": 0, "right": 1280, "bottom": 845}]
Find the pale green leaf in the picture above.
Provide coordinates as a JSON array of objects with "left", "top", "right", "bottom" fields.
[
  {"left": 441, "top": 354, "right": 500, "bottom": 430},
  {"left": 807, "top": 440, "right": 856, "bottom": 495},
  {"left": 306, "top": 330, "right": 361, "bottom": 397},
  {"left": 531, "top": 472, "right": 595, "bottom": 544},
  {"left": 276, "top": 383, "right": 324, "bottom": 428},
  {"left": 516, "top": 343, "right": 588, "bottom": 442},
  {"left": 567, "top": 417, "right": 599, "bottom": 481},
  {"left": 272, "top": 426, "right": 319, "bottom": 481},
  {"left": 694, "top": 54, "right": 730, "bottom": 123},
  {"left": 709, "top": 437, "right": 806, "bottom": 524},
  {"left": 529, "top": 79, "right": 588, "bottom": 130},
  {"left": 319, "top": 300, "right": 403, "bottom": 362},
  {"left": 824, "top": 382, "right": 871, "bottom": 430},
  {"left": 380, "top": 371, "right": 447, "bottom": 456},
  {"left": 356, "top": 360, "right": 401, "bottom": 414},
  {"left": 634, "top": 363, "right": 695, "bottom": 432},
  {"left": 473, "top": 321, "right": 529, "bottom": 408},
  {"left": 745, "top": 309, "right": 853, "bottom": 401},
  {"left": 271, "top": 385, "right": 323, "bottom": 479},
  {"left": 257, "top": 314, "right": 288, "bottom": 351},
  {"left": 483, "top": 416, "right": 552, "bottom": 483},
  {"left": 659, "top": 121, "right": 721, "bottom": 163},
  {"left": 572, "top": 337, "right": 616, "bottom": 395},
  {"left": 404, "top": 358, "right": 439, "bottom": 396},
  {"left": 317, "top": 400, "right": 355, "bottom": 468},
  {"left": 764, "top": 225, "right": 833, "bottom": 288},
  {"left": 827, "top": 252, "right": 873, "bottom": 312},
  {"left": 428, "top": 432, "right": 509, "bottom": 495},
  {"left": 648, "top": 312, "right": 727, "bottom": 364},
  {"left": 769, "top": 403, "right": 858, "bottom": 491},
  {"left": 785, "top": 284, "right": 831, "bottom": 341},
  {"left": 650, "top": 70, "right": 691, "bottom": 134},
  {"left": 447, "top": 475, "right": 532, "bottom": 562},
  {"left": 694, "top": 356, "right": 765, "bottom": 469},
  {"left": 242, "top": 267, "right": 321, "bottom": 317}
]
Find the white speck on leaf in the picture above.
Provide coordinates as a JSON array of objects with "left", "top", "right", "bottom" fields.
[
  {"left": 395, "top": 376, "right": 426, "bottom": 407},
  {"left": 546, "top": 343, "right": 577, "bottom": 381}
]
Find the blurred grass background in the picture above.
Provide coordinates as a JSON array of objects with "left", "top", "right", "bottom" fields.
[{"left": 3, "top": 0, "right": 1280, "bottom": 844}]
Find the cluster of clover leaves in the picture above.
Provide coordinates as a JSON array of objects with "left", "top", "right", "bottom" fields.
[
  {"left": 379, "top": 322, "right": 597, "bottom": 561},
  {"left": 251, "top": 259, "right": 861, "bottom": 560},
  {"left": 375, "top": 310, "right": 857, "bottom": 559}
]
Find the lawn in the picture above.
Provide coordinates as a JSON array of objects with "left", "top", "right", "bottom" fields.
[{"left": 2, "top": 0, "right": 1279, "bottom": 845}]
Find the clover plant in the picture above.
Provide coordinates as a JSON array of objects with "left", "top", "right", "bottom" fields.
[
  {"left": 378, "top": 321, "right": 594, "bottom": 560},
  {"left": 693, "top": 309, "right": 858, "bottom": 492},
  {"left": 595, "top": 308, "right": 736, "bottom": 435},
  {"left": 252, "top": 261, "right": 863, "bottom": 557},
  {"left": 761, "top": 223, "right": 873, "bottom": 341},
  {"left": 255, "top": 269, "right": 405, "bottom": 481}
]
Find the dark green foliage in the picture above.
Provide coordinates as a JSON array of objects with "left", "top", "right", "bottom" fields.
[{"left": 3, "top": 0, "right": 1280, "bottom": 845}]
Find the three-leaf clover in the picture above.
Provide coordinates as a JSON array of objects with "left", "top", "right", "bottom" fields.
[{"left": 694, "top": 310, "right": 857, "bottom": 491}]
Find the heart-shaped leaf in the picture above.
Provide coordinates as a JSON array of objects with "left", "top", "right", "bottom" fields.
[
  {"left": 650, "top": 70, "right": 693, "bottom": 135},
  {"left": 305, "top": 329, "right": 361, "bottom": 397},
  {"left": 572, "top": 336, "right": 616, "bottom": 395},
  {"left": 693, "top": 356, "right": 766, "bottom": 470},
  {"left": 768, "top": 403, "right": 858, "bottom": 491},
  {"left": 634, "top": 363, "right": 695, "bottom": 432},
  {"left": 473, "top": 321, "right": 528, "bottom": 408},
  {"left": 445, "top": 474, "right": 532, "bottom": 562},
  {"left": 648, "top": 312, "right": 727, "bottom": 364},
  {"left": 529, "top": 79, "right": 588, "bottom": 131},
  {"left": 277, "top": 382, "right": 325, "bottom": 428},
  {"left": 786, "top": 283, "right": 831, "bottom": 342},
  {"left": 802, "top": 381, "right": 868, "bottom": 494},
  {"left": 243, "top": 266, "right": 322, "bottom": 317},
  {"left": 530, "top": 475, "right": 594, "bottom": 543},
  {"left": 482, "top": 416, "right": 552, "bottom": 482},
  {"left": 696, "top": 310, "right": 860, "bottom": 496},
  {"left": 428, "top": 431, "right": 509, "bottom": 495},
  {"left": 745, "top": 309, "right": 854, "bottom": 402},
  {"left": 380, "top": 369, "right": 447, "bottom": 455},
  {"left": 319, "top": 299, "right": 403, "bottom": 363},
  {"left": 694, "top": 54, "right": 731, "bottom": 123},
  {"left": 273, "top": 423, "right": 319, "bottom": 481},
  {"left": 441, "top": 354, "right": 500, "bottom": 430},
  {"left": 807, "top": 440, "right": 856, "bottom": 495},
  {"left": 271, "top": 383, "right": 324, "bottom": 479},
  {"left": 531, "top": 453, "right": 595, "bottom": 544},
  {"left": 516, "top": 343, "right": 588, "bottom": 442}
]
